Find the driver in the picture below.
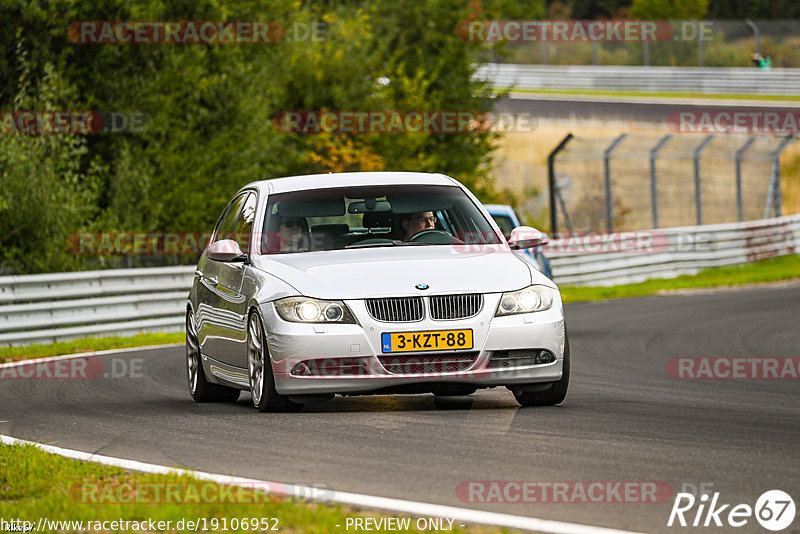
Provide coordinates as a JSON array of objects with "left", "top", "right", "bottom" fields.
[
  {"left": 401, "top": 211, "right": 436, "bottom": 241},
  {"left": 277, "top": 217, "right": 309, "bottom": 251}
]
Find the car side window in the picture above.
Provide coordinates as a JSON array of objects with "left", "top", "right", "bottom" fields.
[
  {"left": 233, "top": 193, "right": 256, "bottom": 253},
  {"left": 213, "top": 194, "right": 247, "bottom": 243}
]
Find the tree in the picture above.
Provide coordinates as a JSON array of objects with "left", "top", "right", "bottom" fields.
[{"left": 629, "top": 0, "right": 709, "bottom": 19}]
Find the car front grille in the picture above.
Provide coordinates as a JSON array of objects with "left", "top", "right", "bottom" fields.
[
  {"left": 429, "top": 294, "right": 483, "bottom": 320},
  {"left": 378, "top": 352, "right": 478, "bottom": 375},
  {"left": 365, "top": 297, "right": 424, "bottom": 322}
]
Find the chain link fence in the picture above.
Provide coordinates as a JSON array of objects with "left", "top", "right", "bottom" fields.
[
  {"left": 548, "top": 133, "right": 796, "bottom": 235},
  {"left": 501, "top": 20, "right": 800, "bottom": 68}
]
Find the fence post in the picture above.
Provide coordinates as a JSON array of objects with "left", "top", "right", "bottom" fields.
[
  {"left": 649, "top": 134, "right": 672, "bottom": 229},
  {"left": 697, "top": 21, "right": 704, "bottom": 67},
  {"left": 547, "top": 133, "right": 574, "bottom": 236},
  {"left": 735, "top": 137, "right": 756, "bottom": 222},
  {"left": 604, "top": 134, "right": 627, "bottom": 233},
  {"left": 746, "top": 19, "right": 760, "bottom": 57},
  {"left": 765, "top": 135, "right": 795, "bottom": 218},
  {"left": 693, "top": 135, "right": 714, "bottom": 225}
]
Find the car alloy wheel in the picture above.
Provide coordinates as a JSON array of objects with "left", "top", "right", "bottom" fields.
[{"left": 247, "top": 312, "right": 301, "bottom": 412}]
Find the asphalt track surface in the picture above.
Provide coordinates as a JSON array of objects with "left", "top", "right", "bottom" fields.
[
  {"left": 498, "top": 93, "right": 800, "bottom": 124},
  {"left": 2, "top": 285, "right": 799, "bottom": 533}
]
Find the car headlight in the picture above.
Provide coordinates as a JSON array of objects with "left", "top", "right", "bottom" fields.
[
  {"left": 495, "top": 285, "right": 556, "bottom": 316},
  {"left": 274, "top": 297, "right": 355, "bottom": 323}
]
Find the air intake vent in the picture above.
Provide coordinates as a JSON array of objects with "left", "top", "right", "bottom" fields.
[
  {"left": 429, "top": 294, "right": 483, "bottom": 320},
  {"left": 487, "top": 349, "right": 555, "bottom": 368},
  {"left": 365, "top": 297, "right": 424, "bottom": 322},
  {"left": 378, "top": 353, "right": 479, "bottom": 375}
]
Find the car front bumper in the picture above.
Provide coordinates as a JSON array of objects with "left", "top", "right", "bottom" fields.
[{"left": 261, "top": 293, "right": 566, "bottom": 395}]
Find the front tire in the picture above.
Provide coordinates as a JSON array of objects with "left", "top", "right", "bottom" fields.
[
  {"left": 247, "top": 312, "right": 301, "bottom": 413},
  {"left": 186, "top": 310, "right": 240, "bottom": 403},
  {"left": 513, "top": 337, "right": 570, "bottom": 407}
]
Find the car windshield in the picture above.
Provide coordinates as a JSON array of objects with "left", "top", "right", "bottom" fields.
[{"left": 260, "top": 184, "right": 502, "bottom": 254}]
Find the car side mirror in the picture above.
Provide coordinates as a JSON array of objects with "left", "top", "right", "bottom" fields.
[
  {"left": 508, "top": 226, "right": 548, "bottom": 250},
  {"left": 205, "top": 239, "right": 247, "bottom": 262}
]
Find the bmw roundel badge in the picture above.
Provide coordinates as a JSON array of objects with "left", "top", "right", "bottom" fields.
[{"left": 415, "top": 283, "right": 429, "bottom": 290}]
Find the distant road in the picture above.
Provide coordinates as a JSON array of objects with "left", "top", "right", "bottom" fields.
[{"left": 499, "top": 92, "right": 800, "bottom": 124}]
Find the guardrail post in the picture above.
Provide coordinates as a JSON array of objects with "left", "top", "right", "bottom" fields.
[
  {"left": 649, "top": 134, "right": 672, "bottom": 229},
  {"left": 548, "top": 133, "right": 574, "bottom": 236},
  {"left": 693, "top": 135, "right": 714, "bottom": 225},
  {"left": 604, "top": 134, "right": 627, "bottom": 233},
  {"left": 735, "top": 137, "right": 756, "bottom": 222},
  {"left": 765, "top": 135, "right": 795, "bottom": 218}
]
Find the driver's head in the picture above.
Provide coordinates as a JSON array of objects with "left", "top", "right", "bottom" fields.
[
  {"left": 401, "top": 211, "right": 435, "bottom": 241},
  {"left": 277, "top": 216, "right": 308, "bottom": 251}
]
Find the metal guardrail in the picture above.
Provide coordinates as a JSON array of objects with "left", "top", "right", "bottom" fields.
[
  {"left": 479, "top": 63, "right": 800, "bottom": 95},
  {"left": 0, "top": 215, "right": 797, "bottom": 346},
  {"left": 0, "top": 266, "right": 194, "bottom": 346},
  {"left": 547, "top": 214, "right": 800, "bottom": 286}
]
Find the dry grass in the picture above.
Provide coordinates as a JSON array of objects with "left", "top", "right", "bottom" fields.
[{"left": 492, "top": 121, "right": 800, "bottom": 230}]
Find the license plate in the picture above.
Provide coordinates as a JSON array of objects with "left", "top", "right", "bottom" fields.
[{"left": 381, "top": 330, "right": 473, "bottom": 353}]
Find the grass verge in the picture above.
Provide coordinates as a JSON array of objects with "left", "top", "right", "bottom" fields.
[
  {"left": 0, "top": 333, "right": 184, "bottom": 364},
  {"left": 506, "top": 88, "right": 800, "bottom": 102},
  {"left": 0, "top": 443, "right": 507, "bottom": 534},
  {"left": 560, "top": 254, "right": 800, "bottom": 303}
]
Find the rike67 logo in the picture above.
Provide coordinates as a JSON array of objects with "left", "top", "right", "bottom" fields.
[{"left": 668, "top": 490, "right": 796, "bottom": 531}]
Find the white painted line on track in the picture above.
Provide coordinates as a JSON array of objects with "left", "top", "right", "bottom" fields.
[
  {"left": 0, "top": 435, "right": 645, "bottom": 534},
  {"left": 0, "top": 344, "right": 183, "bottom": 369}
]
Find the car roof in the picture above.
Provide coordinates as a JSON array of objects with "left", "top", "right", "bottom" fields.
[{"left": 241, "top": 172, "right": 459, "bottom": 195}]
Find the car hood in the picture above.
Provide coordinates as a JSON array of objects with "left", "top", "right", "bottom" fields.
[{"left": 252, "top": 245, "right": 548, "bottom": 300}]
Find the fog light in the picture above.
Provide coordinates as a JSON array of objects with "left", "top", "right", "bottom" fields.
[
  {"left": 535, "top": 351, "right": 556, "bottom": 364},
  {"left": 291, "top": 362, "right": 311, "bottom": 376}
]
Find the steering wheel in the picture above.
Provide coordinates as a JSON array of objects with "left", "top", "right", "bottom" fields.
[{"left": 408, "top": 229, "right": 462, "bottom": 244}]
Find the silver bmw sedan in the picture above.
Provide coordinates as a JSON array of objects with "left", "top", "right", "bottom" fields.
[{"left": 186, "top": 172, "right": 569, "bottom": 411}]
